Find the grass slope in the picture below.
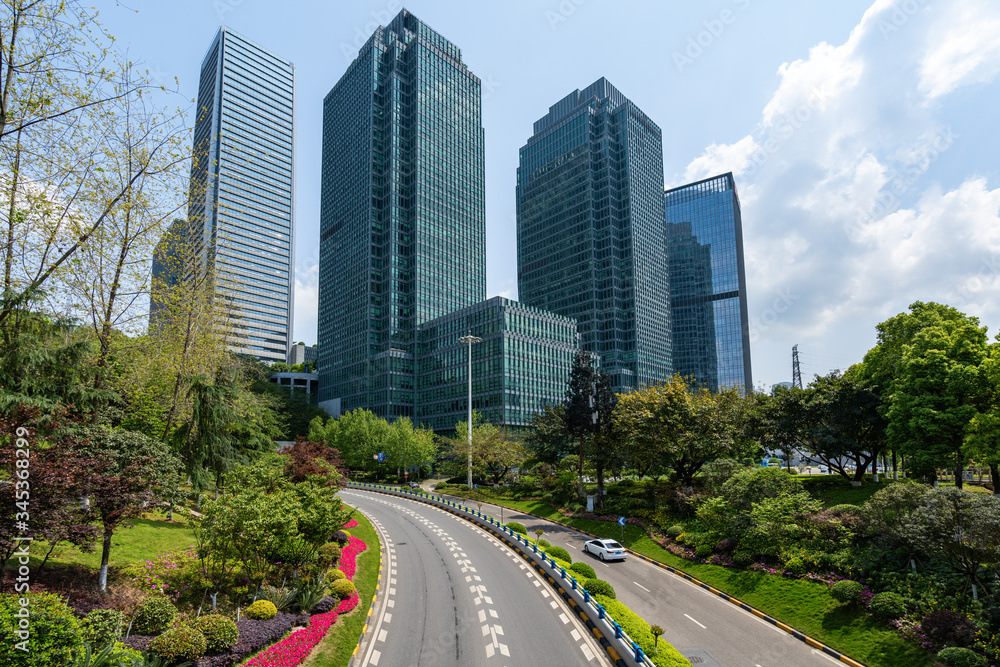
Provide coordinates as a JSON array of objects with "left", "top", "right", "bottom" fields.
[
  {"left": 301, "top": 507, "right": 381, "bottom": 667},
  {"left": 24, "top": 513, "right": 196, "bottom": 571}
]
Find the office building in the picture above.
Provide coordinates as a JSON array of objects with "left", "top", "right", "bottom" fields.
[
  {"left": 188, "top": 27, "right": 295, "bottom": 364},
  {"left": 517, "top": 78, "right": 672, "bottom": 392},
  {"left": 148, "top": 218, "right": 188, "bottom": 329},
  {"left": 664, "top": 172, "right": 752, "bottom": 393},
  {"left": 288, "top": 342, "right": 318, "bottom": 366},
  {"left": 319, "top": 9, "right": 485, "bottom": 418},
  {"left": 415, "top": 297, "right": 577, "bottom": 432}
]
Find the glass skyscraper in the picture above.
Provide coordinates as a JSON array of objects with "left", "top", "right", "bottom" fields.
[
  {"left": 188, "top": 27, "right": 295, "bottom": 364},
  {"left": 664, "top": 172, "right": 752, "bottom": 393},
  {"left": 517, "top": 78, "right": 672, "bottom": 392},
  {"left": 319, "top": 9, "right": 485, "bottom": 419},
  {"left": 415, "top": 297, "right": 578, "bottom": 432}
]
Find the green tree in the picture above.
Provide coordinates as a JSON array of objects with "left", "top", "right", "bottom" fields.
[
  {"left": 77, "top": 428, "right": 182, "bottom": 590},
  {"left": 802, "top": 372, "right": 887, "bottom": 483},
  {"left": 587, "top": 367, "right": 619, "bottom": 508},
  {"left": 887, "top": 317, "right": 988, "bottom": 486},
  {"left": 964, "top": 341, "right": 1000, "bottom": 494},
  {"left": 524, "top": 404, "right": 573, "bottom": 465},
  {"left": 564, "top": 350, "right": 598, "bottom": 477}
]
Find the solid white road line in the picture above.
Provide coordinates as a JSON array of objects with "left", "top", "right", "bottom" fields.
[
  {"left": 634, "top": 582, "right": 651, "bottom": 592},
  {"left": 684, "top": 613, "right": 707, "bottom": 629}
]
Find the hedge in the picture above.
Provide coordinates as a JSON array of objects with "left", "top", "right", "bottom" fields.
[{"left": 593, "top": 594, "right": 689, "bottom": 667}]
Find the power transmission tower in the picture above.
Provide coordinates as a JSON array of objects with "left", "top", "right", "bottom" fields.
[{"left": 792, "top": 344, "right": 803, "bottom": 389}]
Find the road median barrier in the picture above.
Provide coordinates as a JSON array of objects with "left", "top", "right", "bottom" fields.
[{"left": 348, "top": 482, "right": 663, "bottom": 666}]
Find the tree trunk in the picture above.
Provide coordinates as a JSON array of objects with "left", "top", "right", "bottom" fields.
[
  {"left": 596, "top": 461, "right": 605, "bottom": 510},
  {"left": 98, "top": 527, "right": 113, "bottom": 591},
  {"left": 892, "top": 450, "right": 898, "bottom": 480},
  {"left": 991, "top": 464, "right": 999, "bottom": 495},
  {"left": 578, "top": 435, "right": 584, "bottom": 478},
  {"left": 955, "top": 461, "right": 964, "bottom": 490}
]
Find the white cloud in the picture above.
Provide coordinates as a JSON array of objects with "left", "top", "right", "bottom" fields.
[
  {"left": 918, "top": 0, "right": 1000, "bottom": 98},
  {"left": 293, "top": 259, "right": 319, "bottom": 345},
  {"left": 680, "top": 135, "right": 758, "bottom": 182},
  {"left": 682, "top": 0, "right": 1000, "bottom": 385}
]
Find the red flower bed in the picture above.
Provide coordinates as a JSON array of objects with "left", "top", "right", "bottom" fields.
[{"left": 244, "top": 533, "right": 365, "bottom": 666}]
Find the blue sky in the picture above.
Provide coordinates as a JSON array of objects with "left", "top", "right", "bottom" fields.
[{"left": 94, "top": 0, "right": 1000, "bottom": 389}]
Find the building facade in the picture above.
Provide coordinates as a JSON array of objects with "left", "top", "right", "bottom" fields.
[
  {"left": 148, "top": 218, "right": 188, "bottom": 329},
  {"left": 319, "top": 9, "right": 486, "bottom": 419},
  {"left": 415, "top": 297, "right": 578, "bottom": 432},
  {"left": 188, "top": 27, "right": 295, "bottom": 364},
  {"left": 664, "top": 172, "right": 752, "bottom": 393},
  {"left": 288, "top": 342, "right": 318, "bottom": 366},
  {"left": 516, "top": 78, "right": 672, "bottom": 392}
]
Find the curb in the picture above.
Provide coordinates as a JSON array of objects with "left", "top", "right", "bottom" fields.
[
  {"left": 346, "top": 511, "right": 384, "bottom": 667},
  {"left": 423, "top": 487, "right": 867, "bottom": 667}
]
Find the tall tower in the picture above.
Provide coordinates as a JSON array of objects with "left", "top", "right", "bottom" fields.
[
  {"left": 319, "top": 9, "right": 485, "bottom": 418},
  {"left": 188, "top": 27, "right": 295, "bottom": 364},
  {"left": 664, "top": 172, "right": 752, "bottom": 393},
  {"left": 517, "top": 78, "right": 672, "bottom": 392}
]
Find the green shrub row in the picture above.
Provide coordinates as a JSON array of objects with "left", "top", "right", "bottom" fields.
[{"left": 592, "top": 594, "right": 690, "bottom": 667}]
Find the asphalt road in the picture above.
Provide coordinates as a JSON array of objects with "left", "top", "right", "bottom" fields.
[
  {"left": 430, "top": 491, "right": 843, "bottom": 667},
  {"left": 342, "top": 490, "right": 607, "bottom": 667}
]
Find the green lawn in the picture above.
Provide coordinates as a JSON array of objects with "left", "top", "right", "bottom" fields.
[
  {"left": 436, "top": 487, "right": 935, "bottom": 667},
  {"left": 302, "top": 507, "right": 381, "bottom": 667},
  {"left": 25, "top": 512, "right": 196, "bottom": 572}
]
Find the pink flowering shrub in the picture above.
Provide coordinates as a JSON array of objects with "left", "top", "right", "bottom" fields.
[{"left": 243, "top": 533, "right": 365, "bottom": 667}]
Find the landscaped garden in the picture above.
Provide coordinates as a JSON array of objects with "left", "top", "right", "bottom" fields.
[{"left": 0, "top": 445, "right": 374, "bottom": 667}]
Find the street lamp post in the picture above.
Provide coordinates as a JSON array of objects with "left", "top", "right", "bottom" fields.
[{"left": 459, "top": 331, "right": 482, "bottom": 490}]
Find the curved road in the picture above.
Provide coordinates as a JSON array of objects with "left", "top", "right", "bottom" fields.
[
  {"left": 342, "top": 490, "right": 607, "bottom": 667},
  {"left": 429, "top": 490, "right": 843, "bottom": 667}
]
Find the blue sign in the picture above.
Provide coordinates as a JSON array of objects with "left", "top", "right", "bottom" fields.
[
  {"left": 617, "top": 517, "right": 626, "bottom": 527},
  {"left": 377, "top": 452, "right": 386, "bottom": 462}
]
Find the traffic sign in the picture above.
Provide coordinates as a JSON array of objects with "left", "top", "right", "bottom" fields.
[{"left": 617, "top": 517, "right": 626, "bottom": 527}]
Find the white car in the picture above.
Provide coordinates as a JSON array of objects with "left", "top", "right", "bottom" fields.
[{"left": 583, "top": 538, "right": 627, "bottom": 562}]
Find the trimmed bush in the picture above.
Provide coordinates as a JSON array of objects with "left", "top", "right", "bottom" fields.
[
  {"left": 328, "top": 568, "right": 347, "bottom": 581},
  {"left": 545, "top": 546, "right": 572, "bottom": 563},
  {"left": 570, "top": 562, "right": 597, "bottom": 580},
  {"left": 506, "top": 522, "right": 527, "bottom": 535},
  {"left": 333, "top": 530, "right": 351, "bottom": 545},
  {"left": 666, "top": 525, "right": 684, "bottom": 539},
  {"left": 537, "top": 539, "right": 550, "bottom": 549},
  {"left": 694, "top": 544, "right": 713, "bottom": 559},
  {"left": 583, "top": 578, "right": 616, "bottom": 600},
  {"left": 869, "top": 592, "right": 908, "bottom": 620},
  {"left": 733, "top": 551, "right": 755, "bottom": 567},
  {"left": 714, "top": 538, "right": 737, "bottom": 553},
  {"left": 592, "top": 595, "right": 689, "bottom": 667},
  {"left": 188, "top": 614, "right": 238, "bottom": 653},
  {"left": 132, "top": 596, "right": 178, "bottom": 635},
  {"left": 937, "top": 647, "right": 987, "bottom": 667},
  {"left": 245, "top": 600, "right": 278, "bottom": 621},
  {"left": 310, "top": 596, "right": 337, "bottom": 615},
  {"left": 330, "top": 579, "right": 356, "bottom": 600},
  {"left": 922, "top": 610, "right": 977, "bottom": 648},
  {"left": 318, "top": 542, "right": 342, "bottom": 566},
  {"left": 81, "top": 608, "right": 125, "bottom": 648},
  {"left": 782, "top": 556, "right": 807, "bottom": 576},
  {"left": 150, "top": 626, "right": 207, "bottom": 663},
  {"left": 0, "top": 592, "right": 83, "bottom": 667},
  {"left": 830, "top": 580, "right": 864, "bottom": 605}
]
